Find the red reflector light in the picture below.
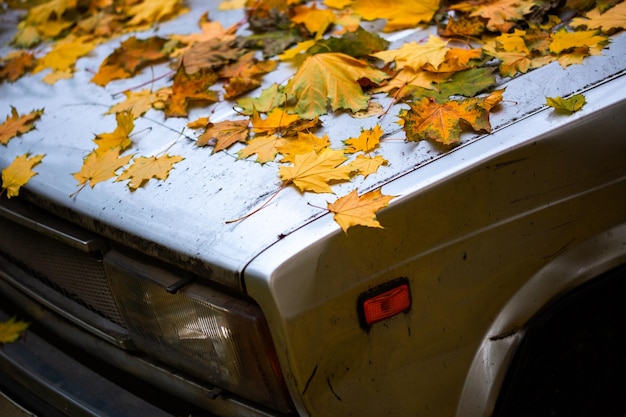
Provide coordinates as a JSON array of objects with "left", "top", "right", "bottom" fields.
[{"left": 358, "top": 279, "right": 411, "bottom": 328}]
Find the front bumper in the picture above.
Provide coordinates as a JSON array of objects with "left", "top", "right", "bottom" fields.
[{"left": 0, "top": 303, "right": 177, "bottom": 417}]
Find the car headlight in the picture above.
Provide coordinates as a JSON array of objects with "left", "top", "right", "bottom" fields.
[{"left": 104, "top": 251, "right": 292, "bottom": 413}]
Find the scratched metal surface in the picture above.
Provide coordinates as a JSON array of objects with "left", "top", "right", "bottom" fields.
[{"left": 1, "top": 0, "right": 625, "bottom": 289}]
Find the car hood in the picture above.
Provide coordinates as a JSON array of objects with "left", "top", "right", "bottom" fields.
[{"left": 1, "top": 2, "right": 625, "bottom": 289}]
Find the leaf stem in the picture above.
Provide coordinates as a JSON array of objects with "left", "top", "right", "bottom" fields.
[{"left": 226, "top": 181, "right": 289, "bottom": 224}]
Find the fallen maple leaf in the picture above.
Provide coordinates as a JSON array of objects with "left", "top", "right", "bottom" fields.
[
  {"left": 279, "top": 148, "right": 353, "bottom": 193},
  {"left": 0, "top": 317, "right": 29, "bottom": 344},
  {"left": 116, "top": 154, "right": 184, "bottom": 190},
  {"left": 284, "top": 52, "right": 389, "bottom": 119},
  {"left": 546, "top": 94, "right": 586, "bottom": 113},
  {"left": 72, "top": 149, "right": 133, "bottom": 192},
  {"left": 196, "top": 119, "right": 250, "bottom": 152},
  {"left": 126, "top": 0, "right": 186, "bottom": 27},
  {"left": 400, "top": 91, "right": 502, "bottom": 145},
  {"left": 91, "top": 36, "right": 169, "bottom": 86},
  {"left": 93, "top": 111, "right": 134, "bottom": 154},
  {"left": 237, "top": 134, "right": 285, "bottom": 163},
  {"left": 0, "top": 51, "right": 36, "bottom": 83},
  {"left": 451, "top": 0, "right": 536, "bottom": 32},
  {"left": 372, "top": 35, "right": 449, "bottom": 71},
  {"left": 291, "top": 3, "right": 337, "bottom": 37},
  {"left": 107, "top": 90, "right": 161, "bottom": 118},
  {"left": 277, "top": 131, "right": 331, "bottom": 163},
  {"left": 327, "top": 188, "right": 395, "bottom": 232},
  {"left": 344, "top": 124, "right": 383, "bottom": 153},
  {"left": 0, "top": 107, "right": 44, "bottom": 145},
  {"left": 33, "top": 35, "right": 98, "bottom": 83},
  {"left": 1, "top": 153, "right": 45, "bottom": 198},
  {"left": 349, "top": 154, "right": 387, "bottom": 178},
  {"left": 165, "top": 66, "right": 220, "bottom": 117},
  {"left": 571, "top": 1, "right": 626, "bottom": 33},
  {"left": 351, "top": 0, "right": 439, "bottom": 31}
]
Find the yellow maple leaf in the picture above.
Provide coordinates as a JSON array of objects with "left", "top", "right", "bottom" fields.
[
  {"left": 351, "top": 0, "right": 439, "bottom": 31},
  {"left": 549, "top": 29, "right": 608, "bottom": 54},
  {"left": 1, "top": 153, "right": 45, "bottom": 198},
  {"left": 72, "top": 149, "right": 133, "bottom": 192},
  {"left": 126, "top": 0, "right": 186, "bottom": 27},
  {"left": 33, "top": 35, "right": 98, "bottom": 82},
  {"left": 344, "top": 124, "right": 383, "bottom": 153},
  {"left": 277, "top": 132, "right": 331, "bottom": 163},
  {"left": 327, "top": 188, "right": 395, "bottom": 232},
  {"left": 251, "top": 108, "right": 301, "bottom": 136},
  {"left": 372, "top": 67, "right": 440, "bottom": 98},
  {"left": 0, "top": 107, "right": 44, "bottom": 145},
  {"left": 93, "top": 111, "right": 134, "bottom": 154},
  {"left": 373, "top": 35, "right": 449, "bottom": 71},
  {"left": 107, "top": 90, "right": 160, "bottom": 118},
  {"left": 116, "top": 154, "right": 185, "bottom": 190},
  {"left": 285, "top": 52, "right": 389, "bottom": 119},
  {"left": 0, "top": 317, "right": 29, "bottom": 344},
  {"left": 238, "top": 134, "right": 285, "bottom": 163},
  {"left": 291, "top": 3, "right": 337, "bottom": 38},
  {"left": 279, "top": 148, "right": 353, "bottom": 193},
  {"left": 349, "top": 154, "right": 387, "bottom": 178},
  {"left": 571, "top": 1, "right": 626, "bottom": 34}
]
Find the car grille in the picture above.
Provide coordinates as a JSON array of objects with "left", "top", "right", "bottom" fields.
[{"left": 0, "top": 197, "right": 130, "bottom": 345}]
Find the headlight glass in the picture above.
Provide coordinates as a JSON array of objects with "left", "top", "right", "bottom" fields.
[{"left": 104, "top": 251, "right": 292, "bottom": 413}]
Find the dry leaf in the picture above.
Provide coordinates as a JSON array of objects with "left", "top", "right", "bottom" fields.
[
  {"left": 546, "top": 94, "right": 586, "bottom": 113},
  {"left": 0, "top": 317, "right": 29, "bottom": 344},
  {"left": 93, "top": 111, "right": 134, "bottom": 154},
  {"left": 327, "top": 188, "right": 395, "bottom": 232},
  {"left": 344, "top": 124, "right": 383, "bottom": 153},
  {"left": 285, "top": 52, "right": 389, "bottom": 118},
  {"left": 73, "top": 149, "right": 133, "bottom": 190},
  {"left": 1, "top": 153, "right": 45, "bottom": 198},
  {"left": 0, "top": 107, "right": 44, "bottom": 145},
  {"left": 116, "top": 154, "right": 184, "bottom": 190},
  {"left": 197, "top": 119, "right": 250, "bottom": 152},
  {"left": 279, "top": 148, "right": 353, "bottom": 193}
]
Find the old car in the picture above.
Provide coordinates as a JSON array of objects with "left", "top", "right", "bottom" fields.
[{"left": 1, "top": 0, "right": 625, "bottom": 415}]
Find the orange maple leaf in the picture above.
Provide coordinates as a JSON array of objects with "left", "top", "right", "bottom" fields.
[
  {"left": 451, "top": 0, "right": 536, "bottom": 32},
  {"left": 276, "top": 131, "right": 331, "bottom": 163},
  {"left": 279, "top": 148, "right": 353, "bottom": 193},
  {"left": 285, "top": 52, "right": 389, "bottom": 119},
  {"left": 72, "top": 149, "right": 133, "bottom": 192},
  {"left": 91, "top": 36, "right": 169, "bottom": 86},
  {"left": 165, "top": 66, "right": 220, "bottom": 117},
  {"left": 0, "top": 107, "right": 44, "bottom": 145},
  {"left": 1, "top": 153, "right": 45, "bottom": 198},
  {"left": 327, "top": 188, "right": 395, "bottom": 232},
  {"left": 0, "top": 51, "right": 36, "bottom": 82},
  {"left": 116, "top": 154, "right": 185, "bottom": 190},
  {"left": 400, "top": 91, "right": 503, "bottom": 145},
  {"left": 196, "top": 119, "right": 250, "bottom": 152}
]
